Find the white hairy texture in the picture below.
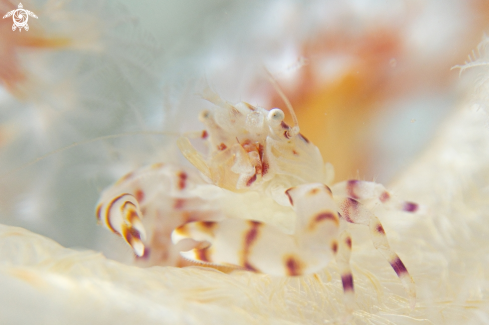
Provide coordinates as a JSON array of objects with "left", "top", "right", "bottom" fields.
[{"left": 0, "top": 101, "right": 488, "bottom": 324}]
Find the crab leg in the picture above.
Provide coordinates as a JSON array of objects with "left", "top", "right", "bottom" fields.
[
  {"left": 331, "top": 180, "right": 420, "bottom": 213},
  {"left": 173, "top": 183, "right": 341, "bottom": 276},
  {"left": 335, "top": 231, "right": 355, "bottom": 311},
  {"left": 173, "top": 218, "right": 309, "bottom": 275},
  {"left": 336, "top": 196, "right": 416, "bottom": 308}
]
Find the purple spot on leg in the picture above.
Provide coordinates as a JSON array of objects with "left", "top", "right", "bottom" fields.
[
  {"left": 346, "top": 180, "right": 360, "bottom": 199},
  {"left": 390, "top": 256, "right": 408, "bottom": 276},
  {"left": 341, "top": 274, "right": 354, "bottom": 292},
  {"left": 403, "top": 202, "right": 418, "bottom": 212}
]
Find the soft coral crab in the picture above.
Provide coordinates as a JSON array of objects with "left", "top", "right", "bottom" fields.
[{"left": 96, "top": 89, "right": 419, "bottom": 306}]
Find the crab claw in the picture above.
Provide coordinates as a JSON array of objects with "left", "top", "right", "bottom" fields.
[{"left": 96, "top": 193, "right": 147, "bottom": 256}]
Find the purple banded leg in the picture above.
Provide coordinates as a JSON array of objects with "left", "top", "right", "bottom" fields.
[
  {"left": 337, "top": 197, "right": 416, "bottom": 308},
  {"left": 334, "top": 231, "right": 355, "bottom": 312},
  {"left": 369, "top": 215, "right": 416, "bottom": 309},
  {"left": 331, "top": 180, "right": 420, "bottom": 213}
]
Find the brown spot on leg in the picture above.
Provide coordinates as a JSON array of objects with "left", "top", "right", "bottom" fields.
[
  {"left": 390, "top": 256, "right": 408, "bottom": 276},
  {"left": 376, "top": 224, "right": 385, "bottom": 234},
  {"left": 285, "top": 188, "right": 294, "bottom": 206},
  {"left": 346, "top": 180, "right": 360, "bottom": 199},
  {"left": 246, "top": 174, "right": 257, "bottom": 186},
  {"left": 135, "top": 189, "right": 144, "bottom": 202},
  {"left": 240, "top": 221, "right": 262, "bottom": 271},
  {"left": 341, "top": 273, "right": 354, "bottom": 292},
  {"left": 345, "top": 236, "right": 352, "bottom": 249},
  {"left": 331, "top": 241, "right": 338, "bottom": 254},
  {"left": 308, "top": 188, "right": 320, "bottom": 195},
  {"left": 284, "top": 255, "right": 303, "bottom": 276},
  {"left": 197, "top": 221, "right": 217, "bottom": 236},
  {"left": 217, "top": 143, "right": 227, "bottom": 151},
  {"left": 244, "top": 221, "right": 260, "bottom": 248},
  {"left": 261, "top": 161, "right": 269, "bottom": 176},
  {"left": 403, "top": 202, "right": 418, "bottom": 213},
  {"left": 379, "top": 191, "right": 390, "bottom": 203},
  {"left": 244, "top": 262, "right": 258, "bottom": 272},
  {"left": 292, "top": 150, "right": 299, "bottom": 156},
  {"left": 174, "top": 198, "right": 185, "bottom": 210},
  {"left": 308, "top": 211, "right": 339, "bottom": 230},
  {"left": 177, "top": 171, "right": 188, "bottom": 190},
  {"left": 201, "top": 130, "right": 208, "bottom": 139},
  {"left": 258, "top": 143, "right": 264, "bottom": 160}
]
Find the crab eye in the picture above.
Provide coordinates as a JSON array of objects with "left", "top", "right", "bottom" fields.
[{"left": 267, "top": 108, "right": 284, "bottom": 124}]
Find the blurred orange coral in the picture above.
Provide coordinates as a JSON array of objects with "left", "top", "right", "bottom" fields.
[{"left": 263, "top": 0, "right": 489, "bottom": 182}]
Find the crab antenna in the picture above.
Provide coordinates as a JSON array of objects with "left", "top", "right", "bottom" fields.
[{"left": 264, "top": 68, "right": 300, "bottom": 137}]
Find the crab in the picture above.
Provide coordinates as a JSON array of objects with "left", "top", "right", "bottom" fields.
[{"left": 96, "top": 88, "right": 419, "bottom": 307}]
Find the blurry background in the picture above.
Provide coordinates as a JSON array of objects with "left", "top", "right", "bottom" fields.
[{"left": 0, "top": 0, "right": 485, "bottom": 256}]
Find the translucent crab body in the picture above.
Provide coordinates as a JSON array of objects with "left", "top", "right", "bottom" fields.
[
  {"left": 177, "top": 90, "right": 333, "bottom": 204},
  {"left": 96, "top": 90, "right": 420, "bottom": 307}
]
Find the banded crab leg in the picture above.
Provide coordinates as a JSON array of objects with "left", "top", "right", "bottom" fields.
[
  {"left": 331, "top": 180, "right": 420, "bottom": 213},
  {"left": 172, "top": 183, "right": 341, "bottom": 276},
  {"left": 336, "top": 196, "right": 416, "bottom": 308},
  {"left": 335, "top": 231, "right": 355, "bottom": 310}
]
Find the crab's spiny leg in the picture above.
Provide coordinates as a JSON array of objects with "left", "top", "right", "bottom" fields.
[
  {"left": 332, "top": 180, "right": 420, "bottom": 213},
  {"left": 369, "top": 215, "right": 416, "bottom": 309},
  {"left": 336, "top": 197, "right": 416, "bottom": 307},
  {"left": 335, "top": 231, "right": 355, "bottom": 312}
]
